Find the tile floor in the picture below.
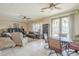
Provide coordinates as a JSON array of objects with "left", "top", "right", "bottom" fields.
[{"left": 0, "top": 37, "right": 79, "bottom": 56}]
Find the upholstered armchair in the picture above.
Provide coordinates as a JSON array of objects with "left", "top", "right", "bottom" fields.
[{"left": 11, "top": 32, "right": 23, "bottom": 46}]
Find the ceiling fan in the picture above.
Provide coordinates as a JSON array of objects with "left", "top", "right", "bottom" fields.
[
  {"left": 19, "top": 15, "right": 31, "bottom": 21},
  {"left": 40, "top": 3, "right": 61, "bottom": 12}
]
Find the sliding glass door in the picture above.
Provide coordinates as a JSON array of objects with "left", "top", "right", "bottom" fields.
[
  {"left": 52, "top": 18, "right": 60, "bottom": 39},
  {"left": 52, "top": 16, "right": 71, "bottom": 42},
  {"left": 61, "top": 17, "right": 70, "bottom": 41}
]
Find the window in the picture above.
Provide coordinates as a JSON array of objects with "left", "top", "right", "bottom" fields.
[
  {"left": 32, "top": 24, "right": 42, "bottom": 34},
  {"left": 32, "top": 24, "right": 36, "bottom": 32}
]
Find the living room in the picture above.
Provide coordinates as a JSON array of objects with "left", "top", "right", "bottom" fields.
[{"left": 0, "top": 3, "right": 79, "bottom": 56}]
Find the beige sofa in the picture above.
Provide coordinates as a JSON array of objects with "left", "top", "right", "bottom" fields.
[
  {"left": 0, "top": 37, "right": 16, "bottom": 50},
  {"left": 0, "top": 32, "right": 28, "bottom": 50}
]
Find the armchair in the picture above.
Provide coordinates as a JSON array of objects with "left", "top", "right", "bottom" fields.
[{"left": 11, "top": 32, "right": 23, "bottom": 46}]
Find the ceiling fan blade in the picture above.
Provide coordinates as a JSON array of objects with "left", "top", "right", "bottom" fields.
[
  {"left": 41, "top": 7, "right": 50, "bottom": 10},
  {"left": 40, "top": 7, "right": 51, "bottom": 12},
  {"left": 26, "top": 18, "right": 31, "bottom": 19},
  {"left": 54, "top": 7, "right": 61, "bottom": 9},
  {"left": 40, "top": 10, "right": 44, "bottom": 12}
]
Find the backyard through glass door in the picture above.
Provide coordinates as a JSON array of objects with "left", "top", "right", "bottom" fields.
[{"left": 52, "top": 16, "right": 71, "bottom": 42}]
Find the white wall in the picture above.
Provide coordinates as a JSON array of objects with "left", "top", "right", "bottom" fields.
[{"left": 0, "top": 16, "right": 28, "bottom": 31}]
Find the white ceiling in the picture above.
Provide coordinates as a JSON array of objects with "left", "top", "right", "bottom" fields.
[{"left": 0, "top": 3, "right": 79, "bottom": 21}]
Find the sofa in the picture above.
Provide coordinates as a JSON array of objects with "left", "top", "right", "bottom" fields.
[{"left": 0, "top": 37, "right": 16, "bottom": 50}]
